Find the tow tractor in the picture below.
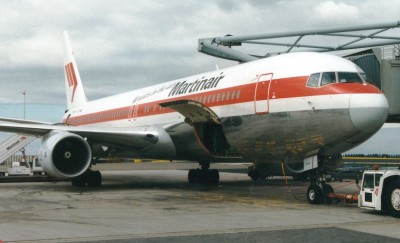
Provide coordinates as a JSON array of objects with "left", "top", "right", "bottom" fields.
[
  {"left": 358, "top": 169, "right": 400, "bottom": 218},
  {"left": 324, "top": 168, "right": 400, "bottom": 218}
]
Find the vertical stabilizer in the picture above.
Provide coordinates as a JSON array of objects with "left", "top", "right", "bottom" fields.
[{"left": 64, "top": 31, "right": 88, "bottom": 110}]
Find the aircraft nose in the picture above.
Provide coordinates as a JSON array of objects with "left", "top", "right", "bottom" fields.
[{"left": 349, "top": 93, "right": 388, "bottom": 133}]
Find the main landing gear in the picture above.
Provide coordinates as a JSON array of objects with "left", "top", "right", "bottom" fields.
[
  {"left": 188, "top": 161, "right": 219, "bottom": 185},
  {"left": 71, "top": 169, "right": 102, "bottom": 187},
  {"left": 247, "top": 165, "right": 267, "bottom": 181},
  {"left": 307, "top": 173, "right": 334, "bottom": 204}
]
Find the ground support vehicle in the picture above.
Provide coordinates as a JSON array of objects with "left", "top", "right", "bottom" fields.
[{"left": 358, "top": 169, "right": 400, "bottom": 218}]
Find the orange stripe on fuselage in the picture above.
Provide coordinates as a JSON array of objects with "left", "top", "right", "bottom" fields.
[{"left": 65, "top": 76, "right": 382, "bottom": 126}]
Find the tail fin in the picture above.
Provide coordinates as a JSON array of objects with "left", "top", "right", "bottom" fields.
[{"left": 63, "top": 31, "right": 88, "bottom": 110}]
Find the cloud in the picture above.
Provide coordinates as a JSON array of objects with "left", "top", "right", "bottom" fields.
[
  {"left": 313, "top": 1, "right": 359, "bottom": 23},
  {"left": 0, "top": 0, "right": 398, "bottom": 107}
]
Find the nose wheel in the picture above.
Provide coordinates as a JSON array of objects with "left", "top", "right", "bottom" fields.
[
  {"left": 307, "top": 184, "right": 322, "bottom": 204},
  {"left": 307, "top": 182, "right": 334, "bottom": 204}
]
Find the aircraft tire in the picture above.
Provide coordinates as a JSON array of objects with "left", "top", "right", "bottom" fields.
[
  {"left": 209, "top": 169, "right": 219, "bottom": 185},
  {"left": 385, "top": 181, "right": 400, "bottom": 218},
  {"left": 71, "top": 174, "right": 86, "bottom": 187},
  {"left": 248, "top": 170, "right": 261, "bottom": 181},
  {"left": 307, "top": 184, "right": 322, "bottom": 204},
  {"left": 87, "top": 171, "right": 102, "bottom": 187},
  {"left": 188, "top": 169, "right": 197, "bottom": 184},
  {"left": 188, "top": 169, "right": 219, "bottom": 185},
  {"left": 322, "top": 184, "right": 334, "bottom": 204}
]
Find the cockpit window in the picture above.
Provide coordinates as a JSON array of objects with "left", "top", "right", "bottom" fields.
[
  {"left": 307, "top": 71, "right": 365, "bottom": 88},
  {"left": 320, "top": 72, "right": 336, "bottom": 86},
  {"left": 307, "top": 73, "right": 320, "bottom": 87},
  {"left": 338, "top": 72, "right": 364, "bottom": 83}
]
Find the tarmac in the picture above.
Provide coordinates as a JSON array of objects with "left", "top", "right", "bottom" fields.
[{"left": 0, "top": 162, "right": 399, "bottom": 242}]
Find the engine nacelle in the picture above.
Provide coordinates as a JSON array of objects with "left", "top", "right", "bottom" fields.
[{"left": 38, "top": 131, "right": 92, "bottom": 178}]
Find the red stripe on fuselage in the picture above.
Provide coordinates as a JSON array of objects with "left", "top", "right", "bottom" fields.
[
  {"left": 65, "top": 64, "right": 73, "bottom": 87},
  {"left": 65, "top": 76, "right": 382, "bottom": 126},
  {"left": 65, "top": 62, "right": 78, "bottom": 103}
]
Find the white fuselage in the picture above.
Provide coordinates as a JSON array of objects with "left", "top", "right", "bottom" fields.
[{"left": 63, "top": 52, "right": 388, "bottom": 169}]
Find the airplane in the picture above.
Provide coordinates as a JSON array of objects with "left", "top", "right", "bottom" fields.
[{"left": 0, "top": 32, "right": 388, "bottom": 204}]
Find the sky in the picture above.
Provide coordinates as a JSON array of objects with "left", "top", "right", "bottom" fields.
[{"left": 0, "top": 0, "right": 400, "bottom": 154}]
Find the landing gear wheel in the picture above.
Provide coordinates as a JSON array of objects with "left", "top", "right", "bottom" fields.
[
  {"left": 71, "top": 174, "right": 86, "bottom": 187},
  {"left": 385, "top": 182, "right": 400, "bottom": 218},
  {"left": 87, "top": 171, "right": 102, "bottom": 187},
  {"left": 188, "top": 169, "right": 196, "bottom": 184},
  {"left": 249, "top": 169, "right": 268, "bottom": 181},
  {"left": 248, "top": 169, "right": 260, "bottom": 181},
  {"left": 307, "top": 184, "right": 322, "bottom": 204},
  {"left": 209, "top": 169, "right": 219, "bottom": 185},
  {"left": 187, "top": 168, "right": 219, "bottom": 185},
  {"left": 71, "top": 170, "right": 102, "bottom": 187},
  {"left": 322, "top": 184, "right": 334, "bottom": 204}
]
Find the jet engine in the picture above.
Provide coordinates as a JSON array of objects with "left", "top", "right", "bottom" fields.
[{"left": 38, "top": 131, "right": 92, "bottom": 178}]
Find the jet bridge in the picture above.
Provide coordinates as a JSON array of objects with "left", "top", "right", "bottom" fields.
[
  {"left": 198, "top": 21, "right": 400, "bottom": 63},
  {"left": 0, "top": 134, "right": 36, "bottom": 165}
]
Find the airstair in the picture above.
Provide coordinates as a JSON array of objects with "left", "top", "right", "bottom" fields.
[{"left": 0, "top": 134, "right": 36, "bottom": 165}]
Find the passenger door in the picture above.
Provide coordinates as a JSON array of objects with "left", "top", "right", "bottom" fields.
[
  {"left": 254, "top": 73, "right": 273, "bottom": 114},
  {"left": 128, "top": 100, "right": 139, "bottom": 123}
]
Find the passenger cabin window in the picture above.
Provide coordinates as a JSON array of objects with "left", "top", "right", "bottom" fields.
[
  {"left": 320, "top": 72, "right": 336, "bottom": 86},
  {"left": 338, "top": 72, "right": 364, "bottom": 84},
  {"left": 307, "top": 73, "right": 320, "bottom": 87}
]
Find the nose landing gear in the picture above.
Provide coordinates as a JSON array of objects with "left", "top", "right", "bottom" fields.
[{"left": 307, "top": 174, "right": 334, "bottom": 204}]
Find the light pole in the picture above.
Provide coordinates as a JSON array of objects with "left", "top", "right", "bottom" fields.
[
  {"left": 21, "top": 90, "right": 27, "bottom": 164},
  {"left": 22, "top": 90, "right": 26, "bottom": 120}
]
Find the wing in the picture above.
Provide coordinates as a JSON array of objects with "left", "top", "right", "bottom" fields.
[
  {"left": 0, "top": 117, "right": 176, "bottom": 157},
  {"left": 0, "top": 117, "right": 54, "bottom": 125}
]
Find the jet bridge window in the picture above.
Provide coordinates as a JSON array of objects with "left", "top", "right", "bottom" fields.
[
  {"left": 338, "top": 72, "right": 364, "bottom": 83},
  {"left": 320, "top": 72, "right": 336, "bottom": 86}
]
